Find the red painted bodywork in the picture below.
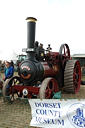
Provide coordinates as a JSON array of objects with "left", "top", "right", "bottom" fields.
[
  {"left": 42, "top": 52, "right": 59, "bottom": 78},
  {"left": 13, "top": 85, "right": 40, "bottom": 98},
  {"left": 42, "top": 62, "right": 59, "bottom": 78}
]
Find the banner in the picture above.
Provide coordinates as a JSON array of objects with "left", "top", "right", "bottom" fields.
[{"left": 29, "top": 99, "right": 85, "bottom": 128}]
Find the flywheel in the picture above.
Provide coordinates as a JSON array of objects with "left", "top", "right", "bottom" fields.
[{"left": 64, "top": 60, "right": 81, "bottom": 94}]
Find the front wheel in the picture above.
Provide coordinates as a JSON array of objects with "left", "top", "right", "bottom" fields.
[
  {"left": 2, "top": 76, "right": 22, "bottom": 103},
  {"left": 39, "top": 77, "right": 59, "bottom": 99}
]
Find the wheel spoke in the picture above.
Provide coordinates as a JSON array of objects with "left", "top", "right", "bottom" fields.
[
  {"left": 10, "top": 94, "right": 14, "bottom": 100},
  {"left": 74, "top": 80, "right": 78, "bottom": 85},
  {"left": 45, "top": 84, "right": 54, "bottom": 98},
  {"left": 74, "top": 65, "right": 78, "bottom": 73},
  {"left": 46, "top": 91, "right": 52, "bottom": 99},
  {"left": 16, "top": 92, "right": 20, "bottom": 97}
]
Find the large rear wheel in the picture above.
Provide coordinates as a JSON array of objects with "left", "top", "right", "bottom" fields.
[
  {"left": 39, "top": 77, "right": 59, "bottom": 99},
  {"left": 64, "top": 60, "right": 81, "bottom": 93}
]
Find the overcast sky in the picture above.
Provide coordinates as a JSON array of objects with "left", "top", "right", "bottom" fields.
[{"left": 0, "top": 0, "right": 85, "bottom": 55}]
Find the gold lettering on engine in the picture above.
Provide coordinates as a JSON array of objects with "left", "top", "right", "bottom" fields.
[{"left": 22, "top": 66, "right": 30, "bottom": 70}]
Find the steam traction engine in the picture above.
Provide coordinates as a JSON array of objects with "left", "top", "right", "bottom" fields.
[{"left": 3, "top": 17, "right": 81, "bottom": 102}]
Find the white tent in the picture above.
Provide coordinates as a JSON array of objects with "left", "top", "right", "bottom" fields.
[
  {"left": 0, "top": 51, "right": 18, "bottom": 62},
  {"left": 6, "top": 52, "right": 18, "bottom": 61}
]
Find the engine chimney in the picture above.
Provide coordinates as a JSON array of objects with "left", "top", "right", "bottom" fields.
[{"left": 26, "top": 17, "right": 37, "bottom": 60}]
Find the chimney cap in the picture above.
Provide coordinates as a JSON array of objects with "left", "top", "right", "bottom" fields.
[{"left": 26, "top": 17, "right": 37, "bottom": 22}]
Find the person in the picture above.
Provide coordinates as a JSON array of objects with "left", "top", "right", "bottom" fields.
[
  {"left": 11, "top": 60, "right": 14, "bottom": 68},
  {"left": 3, "top": 60, "right": 14, "bottom": 81}
]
